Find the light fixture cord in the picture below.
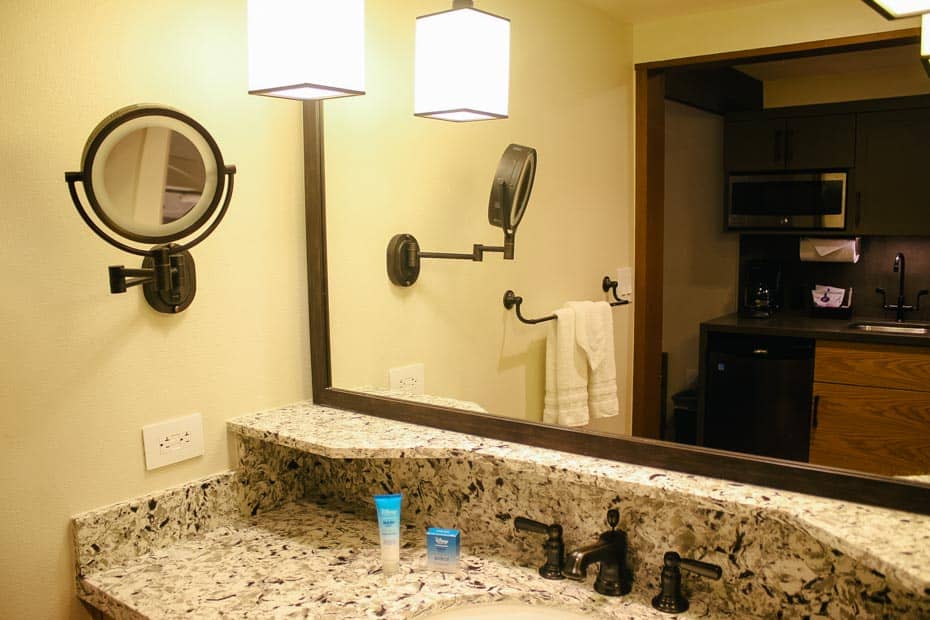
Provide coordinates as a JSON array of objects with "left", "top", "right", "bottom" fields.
[{"left": 452, "top": 0, "right": 474, "bottom": 8}]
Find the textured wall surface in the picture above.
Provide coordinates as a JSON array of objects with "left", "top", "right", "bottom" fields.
[{"left": 0, "top": 1, "right": 309, "bottom": 617}]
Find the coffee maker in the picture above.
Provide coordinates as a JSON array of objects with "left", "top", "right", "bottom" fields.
[{"left": 742, "top": 261, "right": 782, "bottom": 318}]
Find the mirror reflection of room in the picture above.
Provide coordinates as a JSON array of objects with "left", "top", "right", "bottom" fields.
[
  {"left": 324, "top": 0, "right": 930, "bottom": 480},
  {"left": 662, "top": 44, "right": 930, "bottom": 478},
  {"left": 325, "top": 0, "right": 634, "bottom": 436},
  {"left": 104, "top": 129, "right": 206, "bottom": 227}
]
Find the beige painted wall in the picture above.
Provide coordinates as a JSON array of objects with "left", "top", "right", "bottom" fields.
[
  {"left": 764, "top": 65, "right": 930, "bottom": 108},
  {"left": 662, "top": 101, "right": 739, "bottom": 425},
  {"left": 0, "top": 1, "right": 309, "bottom": 618},
  {"left": 633, "top": 0, "right": 917, "bottom": 63},
  {"left": 325, "top": 0, "right": 634, "bottom": 432}
]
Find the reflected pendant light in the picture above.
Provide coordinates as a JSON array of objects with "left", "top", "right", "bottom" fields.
[
  {"left": 861, "top": 0, "right": 930, "bottom": 19},
  {"left": 923, "top": 13, "right": 930, "bottom": 75},
  {"left": 248, "top": 0, "right": 366, "bottom": 100},
  {"left": 415, "top": 0, "right": 510, "bottom": 122}
]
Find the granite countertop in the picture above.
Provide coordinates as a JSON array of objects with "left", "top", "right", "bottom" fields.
[
  {"left": 702, "top": 312, "right": 930, "bottom": 346},
  {"left": 78, "top": 498, "right": 699, "bottom": 619},
  {"left": 228, "top": 403, "right": 930, "bottom": 593}
]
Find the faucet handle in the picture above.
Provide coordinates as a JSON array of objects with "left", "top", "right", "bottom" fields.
[
  {"left": 514, "top": 517, "right": 565, "bottom": 580},
  {"left": 917, "top": 290, "right": 929, "bottom": 311},
  {"left": 652, "top": 552, "right": 722, "bottom": 614},
  {"left": 876, "top": 287, "right": 888, "bottom": 309},
  {"left": 606, "top": 508, "right": 619, "bottom": 530}
]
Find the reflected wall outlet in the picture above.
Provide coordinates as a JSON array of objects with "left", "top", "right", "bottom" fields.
[
  {"left": 615, "top": 267, "right": 633, "bottom": 297},
  {"left": 685, "top": 368, "right": 699, "bottom": 386},
  {"left": 389, "top": 363, "right": 425, "bottom": 395},
  {"left": 142, "top": 412, "right": 204, "bottom": 470}
]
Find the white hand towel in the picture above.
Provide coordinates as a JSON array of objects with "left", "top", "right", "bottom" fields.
[
  {"left": 568, "top": 301, "right": 619, "bottom": 420},
  {"left": 543, "top": 307, "right": 590, "bottom": 426}
]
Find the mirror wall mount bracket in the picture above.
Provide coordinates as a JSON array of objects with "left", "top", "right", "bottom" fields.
[
  {"left": 386, "top": 226, "right": 515, "bottom": 287},
  {"left": 108, "top": 244, "right": 197, "bottom": 313}
]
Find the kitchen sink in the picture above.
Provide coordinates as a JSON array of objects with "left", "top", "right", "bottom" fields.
[{"left": 847, "top": 321, "right": 930, "bottom": 335}]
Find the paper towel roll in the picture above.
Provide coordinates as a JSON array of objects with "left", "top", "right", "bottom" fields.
[{"left": 800, "top": 237, "right": 860, "bottom": 263}]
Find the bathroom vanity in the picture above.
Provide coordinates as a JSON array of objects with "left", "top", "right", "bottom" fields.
[{"left": 73, "top": 403, "right": 930, "bottom": 618}]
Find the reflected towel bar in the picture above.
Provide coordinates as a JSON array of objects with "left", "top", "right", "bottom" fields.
[{"left": 504, "top": 276, "right": 630, "bottom": 325}]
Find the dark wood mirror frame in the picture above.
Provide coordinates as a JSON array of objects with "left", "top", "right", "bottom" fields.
[{"left": 304, "top": 27, "right": 930, "bottom": 515}]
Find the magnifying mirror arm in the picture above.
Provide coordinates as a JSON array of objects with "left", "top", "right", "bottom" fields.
[
  {"left": 108, "top": 247, "right": 177, "bottom": 294},
  {"left": 417, "top": 235, "right": 514, "bottom": 263}
]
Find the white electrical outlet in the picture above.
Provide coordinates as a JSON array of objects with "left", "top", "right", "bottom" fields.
[
  {"left": 615, "top": 267, "right": 633, "bottom": 298},
  {"left": 389, "top": 363, "right": 425, "bottom": 396},
  {"left": 142, "top": 412, "right": 204, "bottom": 470}
]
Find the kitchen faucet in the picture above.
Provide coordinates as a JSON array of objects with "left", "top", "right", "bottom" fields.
[{"left": 875, "top": 252, "right": 928, "bottom": 322}]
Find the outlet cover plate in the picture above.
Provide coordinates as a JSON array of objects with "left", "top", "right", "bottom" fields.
[
  {"left": 142, "top": 412, "right": 204, "bottom": 470},
  {"left": 389, "top": 363, "right": 425, "bottom": 395}
]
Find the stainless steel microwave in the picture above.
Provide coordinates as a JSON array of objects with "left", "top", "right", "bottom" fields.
[{"left": 727, "top": 172, "right": 847, "bottom": 230}]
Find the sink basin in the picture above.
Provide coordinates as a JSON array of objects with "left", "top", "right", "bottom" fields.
[
  {"left": 847, "top": 321, "right": 930, "bottom": 335},
  {"left": 418, "top": 602, "right": 590, "bottom": 620}
]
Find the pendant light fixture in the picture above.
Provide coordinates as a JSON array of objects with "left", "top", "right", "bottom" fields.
[
  {"left": 923, "top": 13, "right": 930, "bottom": 74},
  {"left": 861, "top": 0, "right": 930, "bottom": 19},
  {"left": 248, "top": 0, "right": 366, "bottom": 100},
  {"left": 861, "top": 1, "right": 930, "bottom": 76},
  {"left": 414, "top": 0, "right": 511, "bottom": 122}
]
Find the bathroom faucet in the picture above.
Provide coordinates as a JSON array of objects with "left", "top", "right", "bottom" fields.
[
  {"left": 564, "top": 509, "right": 632, "bottom": 596},
  {"left": 875, "top": 252, "right": 928, "bottom": 322}
]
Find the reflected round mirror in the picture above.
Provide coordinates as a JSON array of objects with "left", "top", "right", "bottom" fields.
[
  {"left": 81, "top": 105, "right": 226, "bottom": 243},
  {"left": 488, "top": 143, "right": 537, "bottom": 234}
]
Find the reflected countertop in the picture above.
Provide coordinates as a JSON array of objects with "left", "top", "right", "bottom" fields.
[{"left": 702, "top": 312, "right": 930, "bottom": 346}]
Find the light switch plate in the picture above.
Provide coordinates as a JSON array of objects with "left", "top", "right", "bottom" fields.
[
  {"left": 142, "top": 412, "right": 204, "bottom": 470},
  {"left": 615, "top": 267, "right": 633, "bottom": 297}
]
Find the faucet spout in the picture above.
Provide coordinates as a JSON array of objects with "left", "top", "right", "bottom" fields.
[
  {"left": 565, "top": 540, "right": 613, "bottom": 578},
  {"left": 564, "top": 531, "right": 631, "bottom": 596}
]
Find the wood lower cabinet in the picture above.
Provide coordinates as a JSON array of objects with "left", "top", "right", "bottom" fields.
[
  {"left": 811, "top": 341, "right": 930, "bottom": 476},
  {"left": 810, "top": 382, "right": 930, "bottom": 475}
]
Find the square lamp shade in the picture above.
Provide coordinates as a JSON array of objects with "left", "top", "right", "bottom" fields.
[
  {"left": 415, "top": 6, "right": 510, "bottom": 121},
  {"left": 248, "top": 0, "right": 365, "bottom": 100},
  {"left": 862, "top": 0, "right": 930, "bottom": 19},
  {"left": 923, "top": 14, "right": 930, "bottom": 75}
]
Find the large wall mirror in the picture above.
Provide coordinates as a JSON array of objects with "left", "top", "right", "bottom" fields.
[{"left": 306, "top": 0, "right": 930, "bottom": 515}]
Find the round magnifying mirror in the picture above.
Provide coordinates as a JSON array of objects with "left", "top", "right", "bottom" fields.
[
  {"left": 488, "top": 143, "right": 537, "bottom": 234},
  {"left": 81, "top": 105, "right": 226, "bottom": 244}
]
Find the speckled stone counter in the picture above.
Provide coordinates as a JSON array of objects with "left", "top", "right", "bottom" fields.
[
  {"left": 74, "top": 401, "right": 930, "bottom": 618},
  {"left": 76, "top": 498, "right": 693, "bottom": 619}
]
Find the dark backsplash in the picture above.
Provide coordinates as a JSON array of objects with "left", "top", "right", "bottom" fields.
[{"left": 739, "top": 235, "right": 930, "bottom": 321}]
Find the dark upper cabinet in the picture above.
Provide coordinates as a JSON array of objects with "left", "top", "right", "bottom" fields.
[
  {"left": 725, "top": 114, "right": 855, "bottom": 172},
  {"left": 785, "top": 115, "right": 856, "bottom": 170},
  {"left": 725, "top": 118, "right": 786, "bottom": 171},
  {"left": 854, "top": 108, "right": 930, "bottom": 236}
]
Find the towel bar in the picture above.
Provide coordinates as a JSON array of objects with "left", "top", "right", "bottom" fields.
[{"left": 504, "top": 276, "right": 630, "bottom": 325}]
